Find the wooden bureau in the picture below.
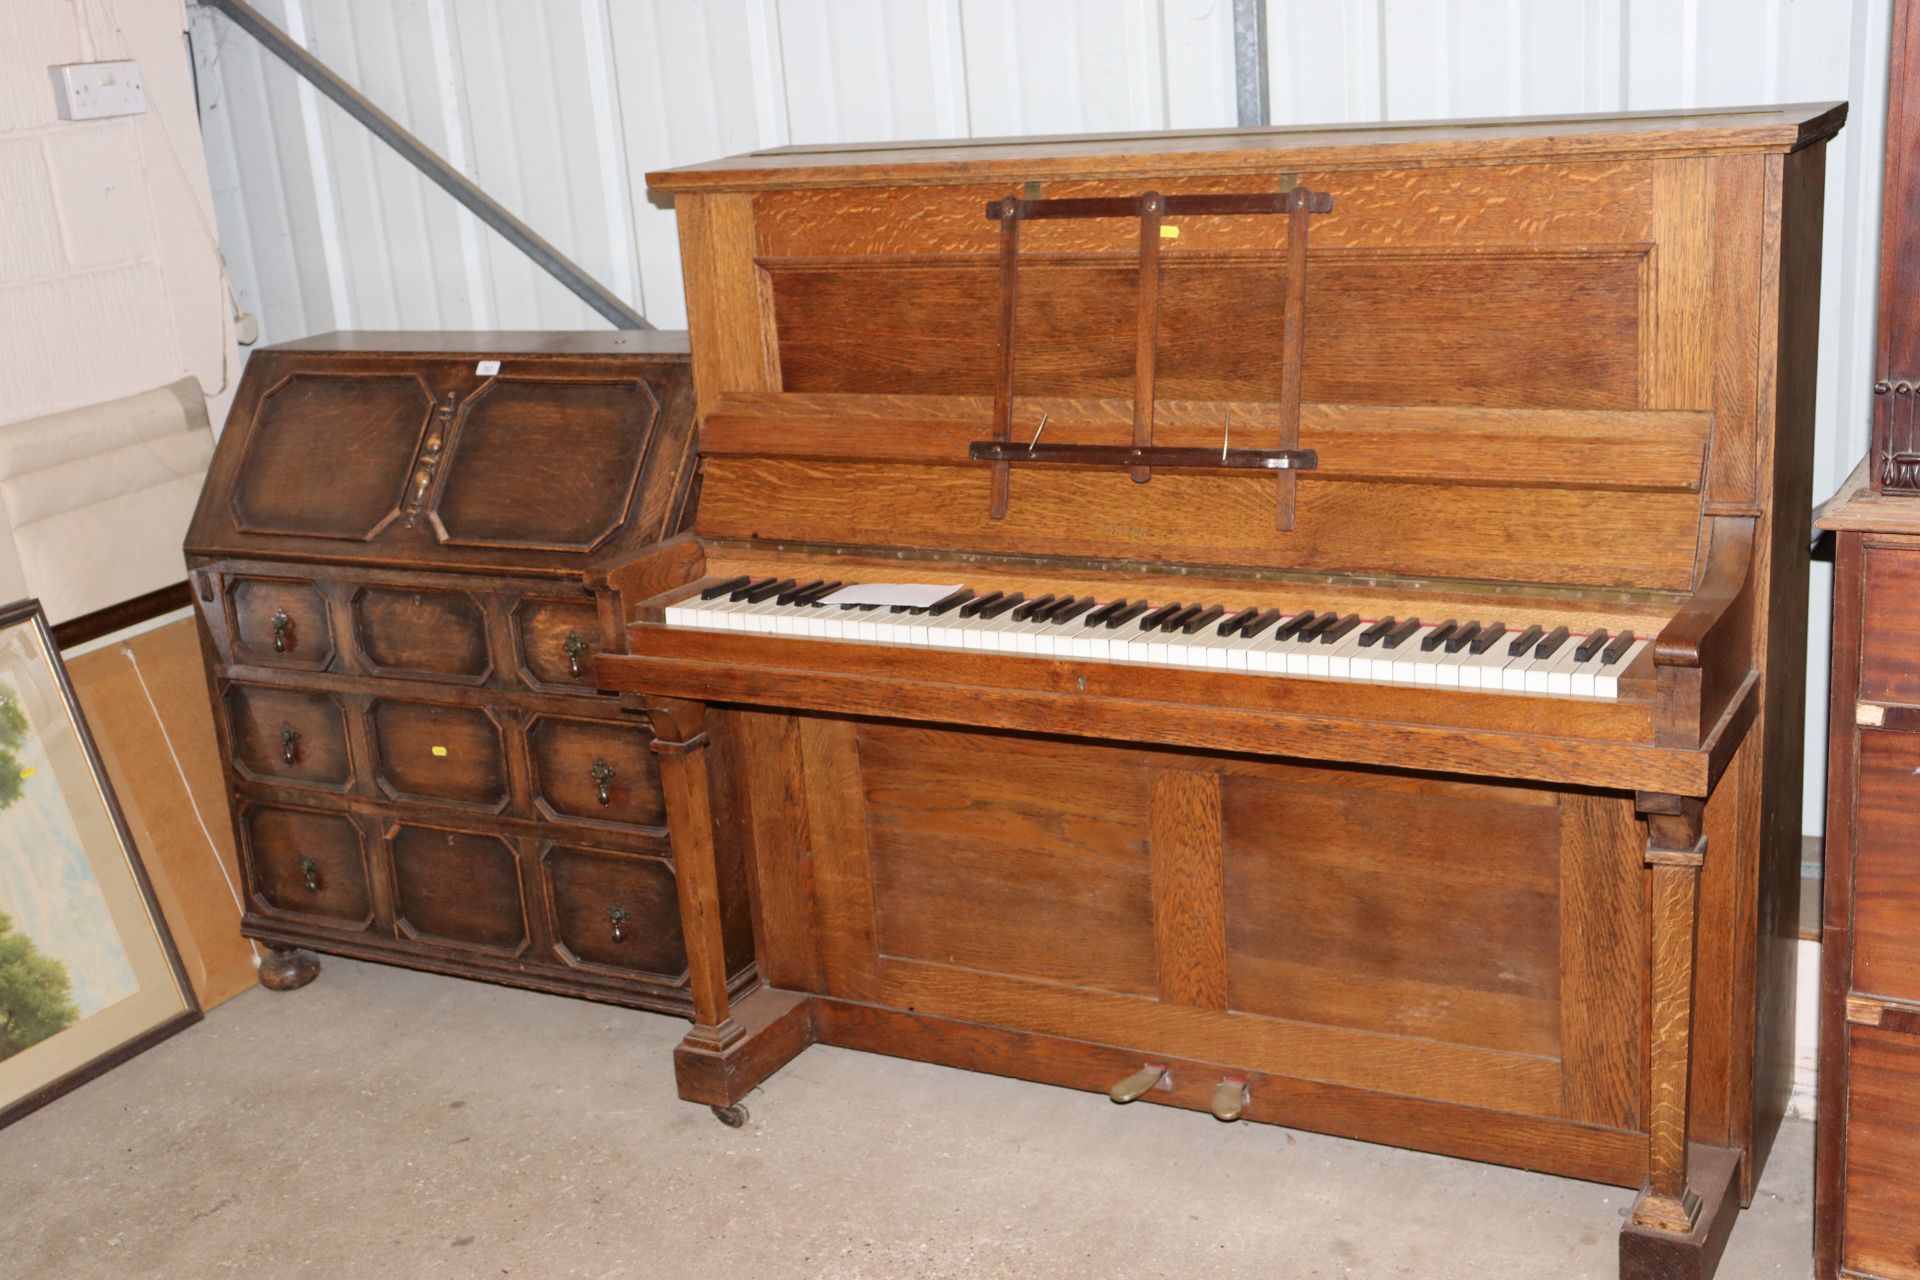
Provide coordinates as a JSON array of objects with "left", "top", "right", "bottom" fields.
[{"left": 185, "top": 331, "right": 755, "bottom": 1014}]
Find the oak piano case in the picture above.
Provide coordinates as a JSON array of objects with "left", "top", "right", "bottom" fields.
[
  {"left": 186, "top": 331, "right": 754, "bottom": 1015},
  {"left": 598, "top": 106, "right": 1842, "bottom": 1280}
]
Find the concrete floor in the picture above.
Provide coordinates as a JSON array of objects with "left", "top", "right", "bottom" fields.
[{"left": 2, "top": 958, "right": 1816, "bottom": 1280}]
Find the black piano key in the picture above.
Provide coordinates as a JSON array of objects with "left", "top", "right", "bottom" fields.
[
  {"left": 1085, "top": 599, "right": 1127, "bottom": 627},
  {"left": 1574, "top": 629, "right": 1610, "bottom": 662},
  {"left": 1240, "top": 609, "right": 1284, "bottom": 639},
  {"left": 1469, "top": 622, "right": 1507, "bottom": 654},
  {"left": 1603, "top": 630, "right": 1638, "bottom": 664},
  {"left": 1421, "top": 620, "right": 1460, "bottom": 652},
  {"left": 1277, "top": 610, "right": 1319, "bottom": 641},
  {"left": 797, "top": 580, "right": 844, "bottom": 606},
  {"left": 1106, "top": 601, "right": 1151, "bottom": 628},
  {"left": 926, "top": 587, "right": 974, "bottom": 615},
  {"left": 1320, "top": 613, "right": 1362, "bottom": 643},
  {"left": 1357, "top": 616, "right": 1395, "bottom": 647},
  {"left": 1216, "top": 607, "right": 1261, "bottom": 637},
  {"left": 1012, "top": 593, "right": 1058, "bottom": 622},
  {"left": 729, "top": 576, "right": 776, "bottom": 602},
  {"left": 1381, "top": 617, "right": 1422, "bottom": 649},
  {"left": 1049, "top": 597, "right": 1097, "bottom": 625},
  {"left": 976, "top": 592, "right": 1024, "bottom": 619},
  {"left": 1140, "top": 602, "right": 1184, "bottom": 631},
  {"left": 1157, "top": 605, "right": 1199, "bottom": 633},
  {"left": 1444, "top": 621, "right": 1483, "bottom": 654},
  {"left": 742, "top": 577, "right": 794, "bottom": 604},
  {"left": 1180, "top": 605, "right": 1226, "bottom": 635},
  {"left": 777, "top": 579, "right": 824, "bottom": 605},
  {"left": 1507, "top": 624, "right": 1544, "bottom": 656},
  {"left": 1534, "top": 625, "right": 1571, "bottom": 659},
  {"left": 700, "top": 575, "right": 752, "bottom": 601},
  {"left": 1301, "top": 611, "right": 1342, "bottom": 641},
  {"left": 959, "top": 591, "right": 1004, "bottom": 618}
]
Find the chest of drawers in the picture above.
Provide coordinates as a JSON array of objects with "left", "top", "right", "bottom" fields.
[{"left": 185, "top": 331, "right": 755, "bottom": 1013}]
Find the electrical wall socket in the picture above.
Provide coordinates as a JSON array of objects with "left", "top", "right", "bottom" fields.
[{"left": 50, "top": 61, "right": 147, "bottom": 121}]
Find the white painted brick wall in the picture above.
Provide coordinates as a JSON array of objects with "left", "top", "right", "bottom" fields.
[{"left": 0, "top": 0, "right": 236, "bottom": 619}]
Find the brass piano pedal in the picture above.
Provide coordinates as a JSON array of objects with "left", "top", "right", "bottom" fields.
[
  {"left": 1210, "top": 1076, "right": 1249, "bottom": 1122},
  {"left": 1109, "top": 1064, "right": 1169, "bottom": 1103}
]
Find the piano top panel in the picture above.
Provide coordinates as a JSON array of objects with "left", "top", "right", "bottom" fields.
[{"left": 647, "top": 103, "right": 1845, "bottom": 193}]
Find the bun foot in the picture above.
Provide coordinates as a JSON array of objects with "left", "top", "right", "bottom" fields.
[
  {"left": 710, "top": 1103, "right": 749, "bottom": 1128},
  {"left": 258, "top": 946, "right": 321, "bottom": 992}
]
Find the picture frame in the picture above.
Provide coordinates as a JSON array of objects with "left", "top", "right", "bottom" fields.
[{"left": 0, "top": 598, "right": 201, "bottom": 1129}]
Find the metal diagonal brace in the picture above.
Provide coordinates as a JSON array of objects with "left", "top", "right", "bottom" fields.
[{"left": 198, "top": 0, "right": 651, "bottom": 331}]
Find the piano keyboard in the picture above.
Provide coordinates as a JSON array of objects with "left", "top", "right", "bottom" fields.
[{"left": 664, "top": 578, "right": 1653, "bottom": 699}]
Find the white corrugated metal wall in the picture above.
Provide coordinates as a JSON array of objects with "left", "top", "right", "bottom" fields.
[{"left": 188, "top": 0, "right": 1896, "bottom": 834}]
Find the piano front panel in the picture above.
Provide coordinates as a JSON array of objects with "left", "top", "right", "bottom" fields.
[{"left": 773, "top": 712, "right": 1652, "bottom": 1176}]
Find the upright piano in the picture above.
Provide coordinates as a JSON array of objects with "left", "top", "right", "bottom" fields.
[{"left": 595, "top": 105, "right": 1845, "bottom": 1279}]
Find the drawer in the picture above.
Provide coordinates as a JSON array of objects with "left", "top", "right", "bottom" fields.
[
  {"left": 1854, "top": 729, "right": 1920, "bottom": 1001},
  {"left": 1842, "top": 1026, "right": 1920, "bottom": 1279},
  {"left": 241, "top": 803, "right": 373, "bottom": 929},
  {"left": 527, "top": 714, "right": 664, "bottom": 829},
  {"left": 1862, "top": 546, "right": 1920, "bottom": 706},
  {"left": 369, "top": 698, "right": 510, "bottom": 811},
  {"left": 352, "top": 585, "right": 492, "bottom": 684},
  {"left": 386, "top": 821, "right": 528, "bottom": 955},
  {"left": 227, "top": 575, "right": 334, "bottom": 669},
  {"left": 537, "top": 842, "right": 685, "bottom": 980},
  {"left": 513, "top": 596, "right": 602, "bottom": 693},
  {"left": 225, "top": 683, "right": 353, "bottom": 791}
]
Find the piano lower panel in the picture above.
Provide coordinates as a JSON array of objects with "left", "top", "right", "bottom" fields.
[{"left": 737, "top": 710, "right": 1677, "bottom": 1184}]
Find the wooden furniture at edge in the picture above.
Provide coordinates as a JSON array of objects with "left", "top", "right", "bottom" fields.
[
  {"left": 1816, "top": 4, "right": 1920, "bottom": 1272},
  {"left": 596, "top": 106, "right": 1844, "bottom": 1279},
  {"left": 185, "top": 331, "right": 754, "bottom": 1017}
]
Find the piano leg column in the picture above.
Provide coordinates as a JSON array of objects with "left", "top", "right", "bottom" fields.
[{"left": 1621, "top": 793, "right": 1740, "bottom": 1280}]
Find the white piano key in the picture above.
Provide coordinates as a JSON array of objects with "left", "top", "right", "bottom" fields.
[{"left": 1594, "top": 639, "right": 1650, "bottom": 699}]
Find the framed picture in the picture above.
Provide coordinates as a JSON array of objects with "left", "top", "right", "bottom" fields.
[{"left": 0, "top": 599, "right": 200, "bottom": 1128}]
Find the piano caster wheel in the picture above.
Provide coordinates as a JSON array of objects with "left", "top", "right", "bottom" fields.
[{"left": 710, "top": 1102, "right": 749, "bottom": 1128}]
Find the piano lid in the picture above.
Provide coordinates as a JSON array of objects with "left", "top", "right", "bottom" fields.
[{"left": 646, "top": 102, "right": 1846, "bottom": 193}]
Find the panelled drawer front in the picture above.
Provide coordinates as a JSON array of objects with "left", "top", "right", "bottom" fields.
[
  {"left": 538, "top": 842, "right": 685, "bottom": 980},
  {"left": 225, "top": 683, "right": 353, "bottom": 790},
  {"left": 1842, "top": 1026, "right": 1920, "bottom": 1279},
  {"left": 370, "top": 698, "right": 510, "bottom": 811},
  {"left": 1862, "top": 546, "right": 1920, "bottom": 706},
  {"left": 352, "top": 585, "right": 492, "bottom": 684},
  {"left": 228, "top": 575, "right": 334, "bottom": 669},
  {"left": 1854, "top": 728, "right": 1920, "bottom": 1001},
  {"left": 387, "top": 821, "right": 528, "bottom": 955},
  {"left": 527, "top": 715, "right": 664, "bottom": 829},
  {"left": 514, "top": 596, "right": 602, "bottom": 693},
  {"left": 242, "top": 803, "right": 373, "bottom": 929}
]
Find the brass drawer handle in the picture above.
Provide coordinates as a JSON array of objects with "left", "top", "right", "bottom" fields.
[
  {"left": 608, "top": 904, "right": 629, "bottom": 943},
  {"left": 297, "top": 855, "right": 320, "bottom": 893},
  {"left": 563, "top": 630, "right": 590, "bottom": 678},
  {"left": 590, "top": 758, "right": 614, "bottom": 807},
  {"left": 270, "top": 608, "right": 293, "bottom": 653},
  {"left": 281, "top": 724, "right": 300, "bottom": 765}
]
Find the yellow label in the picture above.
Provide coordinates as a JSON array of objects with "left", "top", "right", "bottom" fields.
[
  {"left": 431, "top": 745, "right": 449, "bottom": 757},
  {"left": 1159, "top": 224, "right": 1180, "bottom": 239},
  {"left": 19, "top": 765, "right": 35, "bottom": 780}
]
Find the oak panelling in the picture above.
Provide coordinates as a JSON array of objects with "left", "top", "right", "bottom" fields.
[
  {"left": 241, "top": 802, "right": 374, "bottom": 929},
  {"left": 227, "top": 575, "right": 334, "bottom": 670},
  {"left": 1221, "top": 769, "right": 1564, "bottom": 1057},
  {"left": 798, "top": 715, "right": 884, "bottom": 1004},
  {"left": 351, "top": 585, "right": 492, "bottom": 683},
  {"left": 539, "top": 843, "right": 687, "bottom": 980},
  {"left": 1649, "top": 159, "right": 1716, "bottom": 413},
  {"left": 697, "top": 457, "right": 1704, "bottom": 591},
  {"left": 525, "top": 715, "right": 666, "bottom": 830},
  {"left": 368, "top": 698, "right": 510, "bottom": 811},
  {"left": 1690, "top": 721, "right": 1758, "bottom": 1151},
  {"left": 724, "top": 710, "right": 825, "bottom": 993},
  {"left": 859, "top": 726, "right": 1157, "bottom": 998},
  {"left": 1148, "top": 769, "right": 1228, "bottom": 1011},
  {"left": 677, "top": 194, "right": 779, "bottom": 421},
  {"left": 229, "top": 372, "right": 429, "bottom": 540},
  {"left": 1707, "top": 155, "right": 1766, "bottom": 506},
  {"left": 225, "top": 683, "right": 354, "bottom": 792},
  {"left": 511, "top": 595, "right": 602, "bottom": 693},
  {"left": 387, "top": 821, "right": 528, "bottom": 954},
  {"left": 753, "top": 164, "right": 1658, "bottom": 259},
  {"left": 1860, "top": 544, "right": 1920, "bottom": 705},
  {"left": 880, "top": 957, "right": 1565, "bottom": 1119},
  {"left": 767, "top": 250, "right": 1644, "bottom": 410},
  {"left": 703, "top": 394, "right": 1713, "bottom": 493},
  {"left": 1840, "top": 1027, "right": 1920, "bottom": 1279},
  {"left": 1851, "top": 729, "right": 1920, "bottom": 1003},
  {"left": 1558, "top": 792, "right": 1647, "bottom": 1128}
]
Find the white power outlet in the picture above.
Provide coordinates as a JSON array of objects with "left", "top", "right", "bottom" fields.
[{"left": 50, "top": 61, "right": 147, "bottom": 121}]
